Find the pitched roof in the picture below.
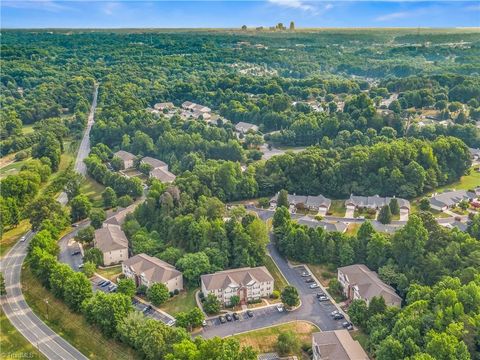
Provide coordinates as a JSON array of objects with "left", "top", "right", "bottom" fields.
[
  {"left": 271, "top": 193, "right": 331, "bottom": 209},
  {"left": 150, "top": 167, "right": 176, "bottom": 183},
  {"left": 114, "top": 150, "right": 136, "bottom": 162},
  {"left": 94, "top": 224, "right": 128, "bottom": 253},
  {"left": 201, "top": 266, "right": 273, "bottom": 291},
  {"left": 141, "top": 156, "right": 168, "bottom": 170},
  {"left": 338, "top": 264, "right": 402, "bottom": 306},
  {"left": 103, "top": 201, "right": 141, "bottom": 226},
  {"left": 345, "top": 195, "right": 410, "bottom": 209},
  {"left": 235, "top": 121, "right": 259, "bottom": 133},
  {"left": 123, "top": 253, "right": 182, "bottom": 284},
  {"left": 153, "top": 102, "right": 174, "bottom": 110},
  {"left": 297, "top": 216, "right": 347, "bottom": 233},
  {"left": 312, "top": 330, "right": 368, "bottom": 360},
  {"left": 429, "top": 190, "right": 476, "bottom": 208}
]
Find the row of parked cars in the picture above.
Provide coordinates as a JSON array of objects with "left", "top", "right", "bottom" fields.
[
  {"left": 97, "top": 279, "right": 117, "bottom": 292},
  {"left": 218, "top": 310, "right": 254, "bottom": 324}
]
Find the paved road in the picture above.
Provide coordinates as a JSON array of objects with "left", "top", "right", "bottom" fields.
[
  {"left": 1, "top": 85, "right": 99, "bottom": 359},
  {"left": 200, "top": 237, "right": 344, "bottom": 338},
  {"left": 0, "top": 232, "right": 88, "bottom": 360}
]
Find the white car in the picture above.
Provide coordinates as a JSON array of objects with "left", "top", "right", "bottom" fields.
[
  {"left": 167, "top": 319, "right": 176, "bottom": 327},
  {"left": 20, "top": 236, "right": 26, "bottom": 242},
  {"left": 309, "top": 283, "right": 319, "bottom": 289},
  {"left": 276, "top": 304, "right": 284, "bottom": 312}
]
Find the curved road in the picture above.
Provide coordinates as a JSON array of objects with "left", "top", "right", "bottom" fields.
[{"left": 1, "top": 85, "right": 98, "bottom": 359}]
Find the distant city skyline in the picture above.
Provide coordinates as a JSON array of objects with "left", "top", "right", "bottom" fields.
[{"left": 1, "top": 1, "right": 479, "bottom": 29}]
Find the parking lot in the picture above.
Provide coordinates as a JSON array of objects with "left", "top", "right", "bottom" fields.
[{"left": 90, "top": 275, "right": 175, "bottom": 326}]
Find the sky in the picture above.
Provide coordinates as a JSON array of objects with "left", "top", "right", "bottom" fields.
[{"left": 1, "top": 0, "right": 479, "bottom": 28}]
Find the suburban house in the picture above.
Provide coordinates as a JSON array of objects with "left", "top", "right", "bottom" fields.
[
  {"left": 337, "top": 264, "right": 402, "bottom": 307},
  {"left": 140, "top": 156, "right": 176, "bottom": 183},
  {"left": 311, "top": 330, "right": 369, "bottom": 360},
  {"left": 103, "top": 201, "right": 141, "bottom": 227},
  {"left": 235, "top": 121, "right": 259, "bottom": 134},
  {"left": 201, "top": 267, "right": 274, "bottom": 306},
  {"left": 270, "top": 193, "right": 332, "bottom": 215},
  {"left": 114, "top": 150, "right": 136, "bottom": 170},
  {"left": 94, "top": 224, "right": 129, "bottom": 266},
  {"left": 181, "top": 101, "right": 211, "bottom": 117},
  {"left": 468, "top": 147, "right": 480, "bottom": 161},
  {"left": 345, "top": 194, "right": 410, "bottom": 219},
  {"left": 153, "top": 102, "right": 175, "bottom": 111},
  {"left": 429, "top": 189, "right": 477, "bottom": 211},
  {"left": 297, "top": 216, "right": 347, "bottom": 233},
  {"left": 122, "top": 253, "right": 183, "bottom": 293}
]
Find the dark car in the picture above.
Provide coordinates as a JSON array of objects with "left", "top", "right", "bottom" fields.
[
  {"left": 219, "top": 316, "right": 227, "bottom": 324},
  {"left": 97, "top": 280, "right": 107, "bottom": 286},
  {"left": 143, "top": 305, "right": 152, "bottom": 313},
  {"left": 132, "top": 298, "right": 139, "bottom": 305},
  {"left": 246, "top": 310, "right": 254, "bottom": 318},
  {"left": 305, "top": 278, "right": 315, "bottom": 283},
  {"left": 316, "top": 292, "right": 325, "bottom": 298},
  {"left": 225, "top": 314, "right": 233, "bottom": 322},
  {"left": 342, "top": 321, "right": 354, "bottom": 330},
  {"left": 233, "top": 312, "right": 240, "bottom": 320},
  {"left": 333, "top": 313, "right": 345, "bottom": 320},
  {"left": 71, "top": 250, "right": 81, "bottom": 256},
  {"left": 100, "top": 281, "right": 111, "bottom": 287}
]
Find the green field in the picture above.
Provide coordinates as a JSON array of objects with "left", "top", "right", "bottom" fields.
[
  {"left": 22, "top": 124, "right": 35, "bottom": 134},
  {"left": 0, "top": 158, "right": 30, "bottom": 178},
  {"left": 328, "top": 200, "right": 346, "bottom": 217},
  {"left": 22, "top": 266, "right": 140, "bottom": 360},
  {"left": 433, "top": 168, "right": 480, "bottom": 193},
  {"left": 96, "top": 265, "right": 122, "bottom": 281},
  {"left": 80, "top": 176, "right": 105, "bottom": 208},
  {"left": 160, "top": 287, "right": 199, "bottom": 316},
  {"left": 0, "top": 308, "right": 45, "bottom": 360},
  {"left": 264, "top": 255, "right": 288, "bottom": 292},
  {"left": 0, "top": 220, "right": 31, "bottom": 257}
]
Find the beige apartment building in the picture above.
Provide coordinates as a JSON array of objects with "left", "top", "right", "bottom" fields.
[
  {"left": 312, "top": 330, "right": 369, "bottom": 360},
  {"left": 94, "top": 224, "right": 129, "bottom": 266}
]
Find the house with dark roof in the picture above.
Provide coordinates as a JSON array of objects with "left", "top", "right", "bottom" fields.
[
  {"left": 122, "top": 253, "right": 183, "bottom": 292},
  {"left": 429, "top": 189, "right": 477, "bottom": 211},
  {"left": 201, "top": 267, "right": 274, "bottom": 306},
  {"left": 297, "top": 216, "right": 347, "bottom": 233},
  {"left": 94, "top": 224, "right": 129, "bottom": 266},
  {"left": 114, "top": 150, "right": 136, "bottom": 170},
  {"left": 270, "top": 193, "right": 332, "bottom": 215},
  {"left": 312, "top": 330, "right": 368, "bottom": 360},
  {"left": 338, "top": 264, "right": 402, "bottom": 307},
  {"left": 140, "top": 156, "right": 176, "bottom": 183},
  {"left": 345, "top": 194, "right": 410, "bottom": 211},
  {"left": 141, "top": 156, "right": 168, "bottom": 170}
]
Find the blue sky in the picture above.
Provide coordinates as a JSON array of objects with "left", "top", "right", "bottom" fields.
[{"left": 1, "top": 1, "right": 479, "bottom": 28}]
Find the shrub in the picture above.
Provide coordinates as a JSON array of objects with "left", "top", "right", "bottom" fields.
[
  {"left": 173, "top": 289, "right": 180, "bottom": 295},
  {"left": 270, "top": 290, "right": 280, "bottom": 299}
]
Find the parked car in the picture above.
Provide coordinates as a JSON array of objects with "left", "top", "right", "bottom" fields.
[
  {"left": 97, "top": 280, "right": 107, "bottom": 286},
  {"left": 219, "top": 316, "right": 227, "bottom": 324},
  {"left": 20, "top": 236, "right": 26, "bottom": 242},
  {"left": 246, "top": 310, "right": 254, "bottom": 318},
  {"left": 316, "top": 292, "right": 325, "bottom": 298},
  {"left": 301, "top": 271, "right": 310, "bottom": 277},
  {"left": 318, "top": 295, "right": 328, "bottom": 301},
  {"left": 305, "top": 278, "right": 315, "bottom": 283},
  {"left": 333, "top": 313, "right": 345, "bottom": 320},
  {"left": 100, "top": 281, "right": 111, "bottom": 287},
  {"left": 132, "top": 298, "right": 139, "bottom": 305},
  {"left": 342, "top": 321, "right": 353, "bottom": 330},
  {"left": 72, "top": 224, "right": 79, "bottom": 228},
  {"left": 233, "top": 312, "right": 240, "bottom": 320},
  {"left": 108, "top": 285, "right": 117, "bottom": 292},
  {"left": 202, "top": 320, "right": 207, "bottom": 327},
  {"left": 276, "top": 304, "right": 284, "bottom": 312},
  {"left": 71, "top": 250, "right": 81, "bottom": 256},
  {"left": 225, "top": 314, "right": 233, "bottom": 322},
  {"left": 143, "top": 305, "right": 152, "bottom": 313},
  {"left": 309, "top": 283, "right": 319, "bottom": 289},
  {"left": 331, "top": 310, "right": 340, "bottom": 317},
  {"left": 167, "top": 319, "right": 176, "bottom": 327}
]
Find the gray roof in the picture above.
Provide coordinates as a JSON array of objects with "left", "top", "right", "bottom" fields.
[
  {"left": 150, "top": 167, "right": 176, "bottom": 183},
  {"left": 141, "top": 156, "right": 167, "bottom": 170},
  {"left": 114, "top": 150, "right": 136, "bottom": 162},
  {"left": 201, "top": 266, "right": 273, "bottom": 291},
  {"left": 153, "top": 102, "right": 174, "bottom": 110},
  {"left": 312, "top": 330, "right": 368, "bottom": 360},
  {"left": 297, "top": 216, "right": 347, "bottom": 233},
  {"left": 235, "top": 122, "right": 259, "bottom": 133},
  {"left": 123, "top": 253, "right": 181, "bottom": 284},
  {"left": 429, "top": 190, "right": 476, "bottom": 208},
  {"left": 338, "top": 264, "right": 402, "bottom": 306},
  {"left": 270, "top": 193, "right": 331, "bottom": 209},
  {"left": 94, "top": 224, "right": 128, "bottom": 253},
  {"left": 346, "top": 195, "right": 410, "bottom": 210},
  {"left": 469, "top": 148, "right": 480, "bottom": 157}
]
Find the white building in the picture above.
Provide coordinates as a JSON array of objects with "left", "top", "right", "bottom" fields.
[{"left": 201, "top": 267, "right": 274, "bottom": 306}]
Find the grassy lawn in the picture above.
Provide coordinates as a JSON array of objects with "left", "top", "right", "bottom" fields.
[
  {"left": 59, "top": 139, "right": 79, "bottom": 172},
  {"left": 346, "top": 223, "right": 361, "bottom": 236},
  {"left": 328, "top": 200, "right": 346, "bottom": 217},
  {"left": 233, "top": 321, "right": 318, "bottom": 357},
  {"left": 0, "top": 157, "right": 31, "bottom": 179},
  {"left": 433, "top": 167, "right": 480, "bottom": 193},
  {"left": 0, "top": 308, "right": 45, "bottom": 360},
  {"left": 160, "top": 287, "right": 198, "bottom": 316},
  {"left": 305, "top": 263, "right": 336, "bottom": 287},
  {"left": 97, "top": 266, "right": 122, "bottom": 281},
  {"left": 80, "top": 176, "right": 105, "bottom": 208},
  {"left": 354, "top": 208, "right": 376, "bottom": 220},
  {"left": 351, "top": 330, "right": 371, "bottom": 357},
  {"left": 22, "top": 266, "right": 140, "bottom": 360},
  {"left": 22, "top": 124, "right": 35, "bottom": 134},
  {"left": 0, "top": 220, "right": 31, "bottom": 257},
  {"left": 264, "top": 255, "right": 288, "bottom": 291}
]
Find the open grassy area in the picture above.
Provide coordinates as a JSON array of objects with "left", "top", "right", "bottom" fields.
[
  {"left": 0, "top": 308, "right": 45, "bottom": 360},
  {"left": 434, "top": 167, "right": 480, "bottom": 193},
  {"left": 22, "top": 124, "right": 35, "bottom": 134},
  {"left": 0, "top": 157, "right": 31, "bottom": 179},
  {"left": 160, "top": 287, "right": 198, "bottom": 316},
  {"left": 346, "top": 223, "right": 361, "bottom": 236},
  {"left": 305, "top": 263, "right": 336, "bottom": 287},
  {"left": 264, "top": 255, "right": 288, "bottom": 291},
  {"left": 97, "top": 265, "right": 122, "bottom": 281},
  {"left": 328, "top": 200, "right": 346, "bottom": 217},
  {"left": 0, "top": 220, "right": 31, "bottom": 257},
  {"left": 22, "top": 266, "right": 139, "bottom": 360},
  {"left": 59, "top": 139, "right": 79, "bottom": 172},
  {"left": 233, "top": 321, "right": 318, "bottom": 357},
  {"left": 80, "top": 176, "right": 105, "bottom": 208},
  {"left": 351, "top": 330, "right": 371, "bottom": 357}
]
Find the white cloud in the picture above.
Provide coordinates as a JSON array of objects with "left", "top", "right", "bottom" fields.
[
  {"left": 268, "top": 0, "right": 314, "bottom": 12},
  {"left": 2, "top": 0, "right": 70, "bottom": 12},
  {"left": 325, "top": 4, "right": 333, "bottom": 10},
  {"left": 375, "top": 11, "right": 409, "bottom": 21},
  {"left": 102, "top": 1, "right": 120, "bottom": 15}
]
